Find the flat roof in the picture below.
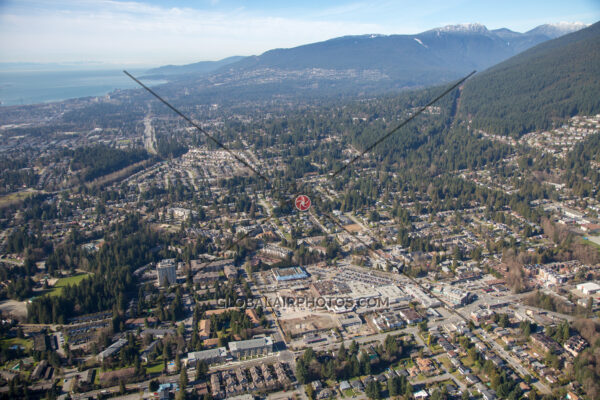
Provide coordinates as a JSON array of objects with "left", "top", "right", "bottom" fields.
[
  {"left": 228, "top": 337, "right": 273, "bottom": 352},
  {"left": 274, "top": 266, "right": 307, "bottom": 277},
  {"left": 188, "top": 347, "right": 227, "bottom": 360},
  {"left": 577, "top": 282, "right": 600, "bottom": 290}
]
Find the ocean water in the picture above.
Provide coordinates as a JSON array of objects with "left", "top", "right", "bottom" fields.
[{"left": 0, "top": 69, "right": 165, "bottom": 106}]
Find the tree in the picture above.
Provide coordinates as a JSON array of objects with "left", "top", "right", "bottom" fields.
[
  {"left": 359, "top": 351, "right": 371, "bottom": 375},
  {"left": 149, "top": 379, "right": 159, "bottom": 392},
  {"left": 498, "top": 313, "right": 509, "bottom": 328},
  {"left": 350, "top": 355, "right": 360, "bottom": 377},
  {"left": 321, "top": 359, "right": 335, "bottom": 380},
  {"left": 180, "top": 366, "right": 188, "bottom": 387},
  {"left": 388, "top": 376, "right": 399, "bottom": 397},
  {"left": 337, "top": 342, "right": 347, "bottom": 361},
  {"left": 384, "top": 335, "right": 399, "bottom": 358},
  {"left": 366, "top": 381, "right": 381, "bottom": 400},
  {"left": 431, "top": 389, "right": 448, "bottom": 400},
  {"left": 296, "top": 359, "right": 309, "bottom": 384},
  {"left": 303, "top": 347, "right": 315, "bottom": 364},
  {"left": 520, "top": 320, "right": 532, "bottom": 337},
  {"left": 468, "top": 347, "right": 478, "bottom": 363},
  {"left": 196, "top": 360, "right": 208, "bottom": 381}
]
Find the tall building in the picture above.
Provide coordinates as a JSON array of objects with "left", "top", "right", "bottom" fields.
[{"left": 157, "top": 259, "right": 177, "bottom": 287}]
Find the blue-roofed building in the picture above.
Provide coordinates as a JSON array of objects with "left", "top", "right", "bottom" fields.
[{"left": 272, "top": 266, "right": 309, "bottom": 281}]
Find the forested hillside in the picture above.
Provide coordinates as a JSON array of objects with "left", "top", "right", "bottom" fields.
[{"left": 460, "top": 21, "right": 600, "bottom": 137}]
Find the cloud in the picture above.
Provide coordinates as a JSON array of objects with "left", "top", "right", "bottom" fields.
[{"left": 0, "top": 0, "right": 383, "bottom": 65}]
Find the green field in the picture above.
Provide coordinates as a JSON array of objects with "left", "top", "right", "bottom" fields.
[
  {"left": 48, "top": 273, "right": 92, "bottom": 297},
  {"left": 0, "top": 337, "right": 32, "bottom": 351},
  {"left": 146, "top": 361, "right": 164, "bottom": 374},
  {"left": 584, "top": 236, "right": 600, "bottom": 249},
  {"left": 0, "top": 189, "right": 38, "bottom": 208}
]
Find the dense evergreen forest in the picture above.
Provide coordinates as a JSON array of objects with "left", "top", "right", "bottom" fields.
[
  {"left": 460, "top": 21, "right": 600, "bottom": 136},
  {"left": 63, "top": 144, "right": 150, "bottom": 181},
  {"left": 27, "top": 214, "right": 170, "bottom": 324}
]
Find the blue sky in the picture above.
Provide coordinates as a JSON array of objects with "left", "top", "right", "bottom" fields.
[{"left": 0, "top": 0, "right": 598, "bottom": 67}]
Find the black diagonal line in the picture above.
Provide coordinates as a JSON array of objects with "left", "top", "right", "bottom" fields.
[
  {"left": 123, "top": 70, "right": 272, "bottom": 185},
  {"left": 330, "top": 70, "right": 476, "bottom": 178},
  {"left": 126, "top": 68, "right": 472, "bottom": 326},
  {"left": 303, "top": 186, "right": 470, "bottom": 324}
]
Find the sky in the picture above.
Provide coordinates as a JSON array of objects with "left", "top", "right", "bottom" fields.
[{"left": 0, "top": 0, "right": 599, "bottom": 68}]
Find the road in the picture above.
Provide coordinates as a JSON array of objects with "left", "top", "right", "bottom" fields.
[
  {"left": 143, "top": 114, "right": 157, "bottom": 155},
  {"left": 477, "top": 329, "right": 551, "bottom": 395}
]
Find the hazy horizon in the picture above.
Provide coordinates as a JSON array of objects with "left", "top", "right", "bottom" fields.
[{"left": 1, "top": 0, "right": 598, "bottom": 66}]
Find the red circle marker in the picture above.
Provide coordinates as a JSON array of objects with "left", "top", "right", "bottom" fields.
[{"left": 295, "top": 195, "right": 311, "bottom": 211}]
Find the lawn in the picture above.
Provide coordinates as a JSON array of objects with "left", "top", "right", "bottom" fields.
[
  {"left": 583, "top": 236, "right": 600, "bottom": 250},
  {"left": 0, "top": 189, "right": 38, "bottom": 208},
  {"left": 47, "top": 273, "right": 92, "bottom": 297},
  {"left": 0, "top": 337, "right": 32, "bottom": 351},
  {"left": 438, "top": 355, "right": 453, "bottom": 370},
  {"left": 146, "top": 362, "right": 164, "bottom": 374}
]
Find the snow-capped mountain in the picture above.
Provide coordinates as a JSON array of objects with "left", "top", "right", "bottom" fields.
[
  {"left": 527, "top": 22, "right": 588, "bottom": 38},
  {"left": 150, "top": 21, "right": 591, "bottom": 100}
]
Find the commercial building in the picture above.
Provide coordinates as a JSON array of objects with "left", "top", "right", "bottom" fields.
[
  {"left": 157, "top": 259, "right": 177, "bottom": 287},
  {"left": 576, "top": 282, "right": 600, "bottom": 295},
  {"left": 272, "top": 266, "right": 309, "bottom": 281},
  {"left": 399, "top": 309, "right": 423, "bottom": 325},
  {"left": 338, "top": 313, "right": 363, "bottom": 329},
  {"left": 372, "top": 311, "right": 404, "bottom": 331},
  {"left": 433, "top": 285, "right": 472, "bottom": 306},
  {"left": 228, "top": 337, "right": 273, "bottom": 358}
]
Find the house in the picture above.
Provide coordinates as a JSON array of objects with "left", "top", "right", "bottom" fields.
[
  {"left": 203, "top": 338, "right": 220, "bottom": 348},
  {"left": 198, "top": 319, "right": 211, "bottom": 340},
  {"left": 480, "top": 388, "right": 497, "bottom": 400},
  {"left": 416, "top": 357, "right": 434, "bottom": 374},
  {"left": 317, "top": 388, "right": 334, "bottom": 399},
  {"left": 465, "top": 374, "right": 480, "bottom": 384}
]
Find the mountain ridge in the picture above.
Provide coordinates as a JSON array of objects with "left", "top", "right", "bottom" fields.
[
  {"left": 149, "top": 21, "right": 587, "bottom": 102},
  {"left": 460, "top": 21, "right": 600, "bottom": 136}
]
